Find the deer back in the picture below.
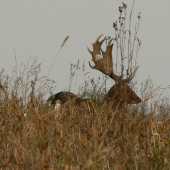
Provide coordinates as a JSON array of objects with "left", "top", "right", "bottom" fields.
[{"left": 48, "top": 92, "right": 89, "bottom": 106}]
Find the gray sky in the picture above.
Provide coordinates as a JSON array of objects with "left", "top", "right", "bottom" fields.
[{"left": 0, "top": 0, "right": 170, "bottom": 98}]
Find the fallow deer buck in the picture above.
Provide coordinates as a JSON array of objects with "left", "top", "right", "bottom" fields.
[{"left": 48, "top": 34, "right": 142, "bottom": 109}]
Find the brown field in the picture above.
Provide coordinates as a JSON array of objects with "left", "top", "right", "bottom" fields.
[{"left": 0, "top": 63, "right": 169, "bottom": 170}]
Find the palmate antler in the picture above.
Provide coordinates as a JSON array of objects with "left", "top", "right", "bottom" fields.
[{"left": 87, "top": 34, "right": 139, "bottom": 83}]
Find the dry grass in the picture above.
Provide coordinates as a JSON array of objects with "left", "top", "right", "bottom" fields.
[{"left": 0, "top": 61, "right": 170, "bottom": 170}]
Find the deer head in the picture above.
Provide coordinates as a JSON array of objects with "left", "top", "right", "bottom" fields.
[{"left": 87, "top": 34, "right": 142, "bottom": 109}]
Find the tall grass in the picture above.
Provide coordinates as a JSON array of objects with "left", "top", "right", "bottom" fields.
[{"left": 0, "top": 58, "right": 170, "bottom": 170}]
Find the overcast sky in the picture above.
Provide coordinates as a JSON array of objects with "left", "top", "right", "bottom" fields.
[{"left": 0, "top": 0, "right": 170, "bottom": 99}]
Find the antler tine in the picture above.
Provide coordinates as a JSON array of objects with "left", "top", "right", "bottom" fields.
[
  {"left": 87, "top": 34, "right": 105, "bottom": 62},
  {"left": 122, "top": 66, "right": 139, "bottom": 83},
  {"left": 95, "top": 34, "right": 104, "bottom": 44}
]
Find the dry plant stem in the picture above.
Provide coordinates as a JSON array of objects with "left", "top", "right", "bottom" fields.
[
  {"left": 10, "top": 131, "right": 33, "bottom": 163},
  {"left": 114, "top": 0, "right": 140, "bottom": 78},
  {"left": 25, "top": 124, "right": 34, "bottom": 138},
  {"left": 74, "top": 59, "right": 79, "bottom": 93},
  {"left": 44, "top": 111, "right": 56, "bottom": 120},
  {"left": 13, "top": 48, "right": 17, "bottom": 77},
  {"left": 130, "top": 20, "right": 140, "bottom": 69},
  {"left": 128, "top": 0, "right": 135, "bottom": 69},
  {"left": 47, "top": 35, "right": 69, "bottom": 83},
  {"left": 89, "top": 98, "right": 98, "bottom": 115},
  {"left": 143, "top": 86, "right": 161, "bottom": 102},
  {"left": 37, "top": 36, "right": 69, "bottom": 112},
  {"left": 82, "top": 60, "right": 90, "bottom": 93},
  {"left": 144, "top": 76, "right": 150, "bottom": 92}
]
